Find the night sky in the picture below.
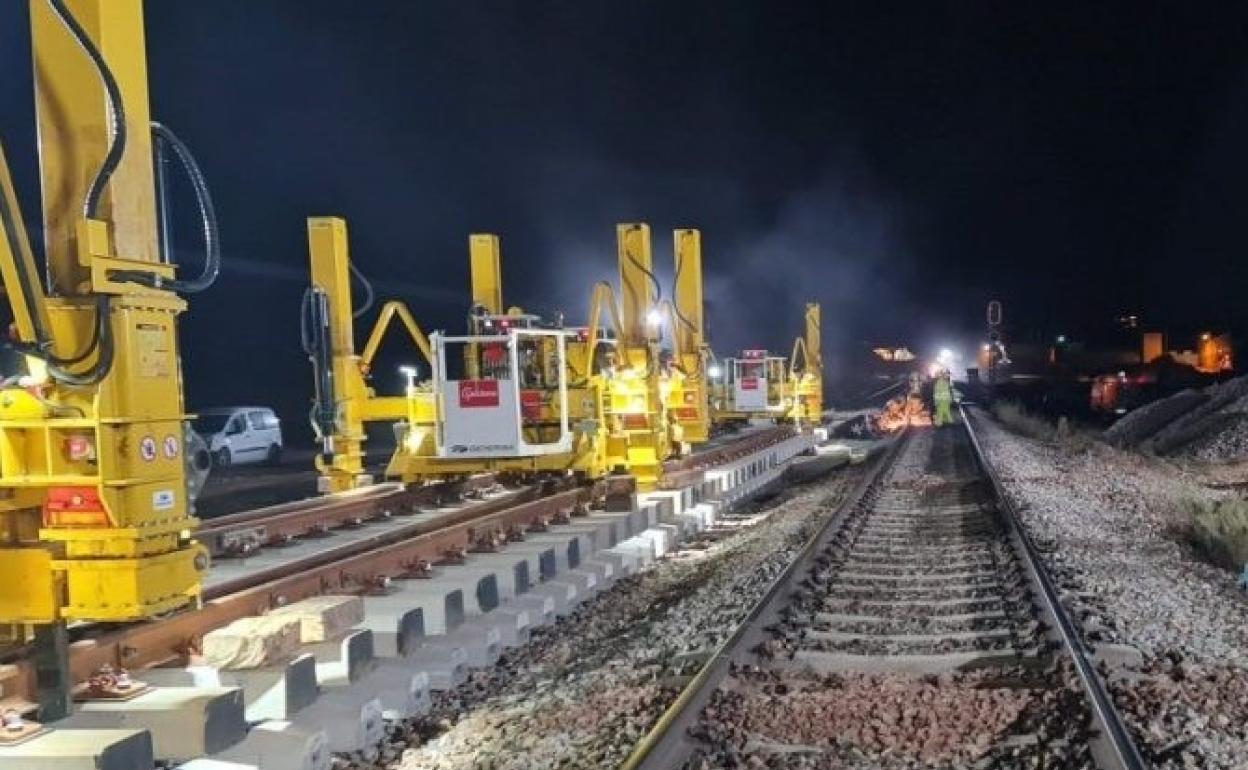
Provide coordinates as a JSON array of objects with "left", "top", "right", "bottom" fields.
[{"left": 3, "top": 2, "right": 1248, "bottom": 433}]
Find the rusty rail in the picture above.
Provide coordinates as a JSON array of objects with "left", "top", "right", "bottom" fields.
[
  {"left": 3, "top": 482, "right": 591, "bottom": 707},
  {"left": 1, "top": 429, "right": 786, "bottom": 708},
  {"left": 660, "top": 425, "right": 797, "bottom": 488},
  {"left": 196, "top": 474, "right": 498, "bottom": 557}
]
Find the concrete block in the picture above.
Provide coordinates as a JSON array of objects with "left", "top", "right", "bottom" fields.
[
  {"left": 418, "top": 570, "right": 500, "bottom": 616},
  {"left": 559, "top": 567, "right": 600, "bottom": 596},
  {"left": 216, "top": 720, "right": 329, "bottom": 770},
  {"left": 637, "top": 526, "right": 677, "bottom": 557},
  {"left": 643, "top": 490, "right": 681, "bottom": 520},
  {"left": 580, "top": 556, "right": 617, "bottom": 586},
  {"left": 0, "top": 728, "right": 153, "bottom": 770},
  {"left": 221, "top": 654, "right": 320, "bottom": 721},
  {"left": 404, "top": 645, "right": 468, "bottom": 690},
  {"left": 499, "top": 543, "right": 558, "bottom": 583},
  {"left": 553, "top": 519, "right": 618, "bottom": 551},
  {"left": 485, "top": 606, "right": 531, "bottom": 647},
  {"left": 309, "top": 629, "right": 375, "bottom": 687},
  {"left": 585, "top": 549, "right": 627, "bottom": 578},
  {"left": 178, "top": 760, "right": 255, "bottom": 770},
  {"left": 291, "top": 692, "right": 383, "bottom": 755},
  {"left": 355, "top": 663, "right": 430, "bottom": 720},
  {"left": 607, "top": 538, "right": 656, "bottom": 569},
  {"left": 508, "top": 593, "right": 556, "bottom": 628},
  {"left": 524, "top": 531, "right": 590, "bottom": 571},
  {"left": 423, "top": 620, "right": 501, "bottom": 668},
  {"left": 366, "top": 582, "right": 465, "bottom": 636},
  {"left": 71, "top": 686, "right": 246, "bottom": 760},
  {"left": 459, "top": 552, "right": 532, "bottom": 599},
  {"left": 269, "top": 596, "right": 364, "bottom": 643},
  {"left": 357, "top": 600, "right": 424, "bottom": 658},
  {"left": 529, "top": 578, "right": 579, "bottom": 616}
]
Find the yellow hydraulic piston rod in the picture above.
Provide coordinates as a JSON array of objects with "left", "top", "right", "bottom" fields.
[{"left": 0, "top": 0, "right": 216, "bottom": 718}]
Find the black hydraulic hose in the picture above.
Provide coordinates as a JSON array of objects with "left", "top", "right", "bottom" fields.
[
  {"left": 349, "top": 261, "right": 374, "bottom": 319},
  {"left": 301, "top": 286, "right": 337, "bottom": 442},
  {"left": 45, "top": 0, "right": 125, "bottom": 221},
  {"left": 110, "top": 122, "right": 219, "bottom": 293},
  {"left": 41, "top": 294, "right": 105, "bottom": 365},
  {"left": 27, "top": 0, "right": 124, "bottom": 385},
  {"left": 43, "top": 297, "right": 114, "bottom": 386}
]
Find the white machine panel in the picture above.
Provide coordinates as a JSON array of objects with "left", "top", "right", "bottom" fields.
[
  {"left": 440, "top": 378, "right": 522, "bottom": 457},
  {"left": 733, "top": 374, "right": 769, "bottom": 411}
]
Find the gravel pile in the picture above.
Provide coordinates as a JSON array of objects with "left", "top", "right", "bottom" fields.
[
  {"left": 1104, "top": 374, "right": 1248, "bottom": 461},
  {"left": 683, "top": 666, "right": 1093, "bottom": 770},
  {"left": 346, "top": 467, "right": 865, "bottom": 770},
  {"left": 975, "top": 410, "right": 1248, "bottom": 768}
]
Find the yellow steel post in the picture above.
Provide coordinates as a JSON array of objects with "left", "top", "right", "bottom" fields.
[
  {"left": 307, "top": 217, "right": 370, "bottom": 492},
  {"left": 468, "top": 234, "right": 503, "bottom": 315},
  {"left": 20, "top": 0, "right": 202, "bottom": 622},
  {"left": 669, "top": 228, "right": 709, "bottom": 445},
  {"left": 32, "top": 0, "right": 160, "bottom": 292},
  {"left": 608, "top": 223, "right": 668, "bottom": 487}
]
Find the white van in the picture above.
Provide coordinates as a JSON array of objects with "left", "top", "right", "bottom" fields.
[{"left": 195, "top": 407, "right": 283, "bottom": 467}]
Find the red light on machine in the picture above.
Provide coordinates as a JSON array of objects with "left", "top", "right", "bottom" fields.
[
  {"left": 44, "top": 486, "right": 109, "bottom": 527},
  {"left": 520, "top": 390, "right": 543, "bottom": 419},
  {"left": 64, "top": 435, "right": 94, "bottom": 462},
  {"left": 673, "top": 407, "right": 699, "bottom": 422},
  {"left": 742, "top": 349, "right": 766, "bottom": 359},
  {"left": 620, "top": 413, "right": 649, "bottom": 429},
  {"left": 740, "top": 376, "right": 760, "bottom": 391}
]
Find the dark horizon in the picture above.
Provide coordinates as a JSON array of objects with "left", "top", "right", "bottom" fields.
[{"left": 4, "top": 2, "right": 1248, "bottom": 434}]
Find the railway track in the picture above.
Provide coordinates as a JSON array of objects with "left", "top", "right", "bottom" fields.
[
  {"left": 0, "top": 427, "right": 801, "bottom": 725},
  {"left": 624, "top": 414, "right": 1149, "bottom": 770}
]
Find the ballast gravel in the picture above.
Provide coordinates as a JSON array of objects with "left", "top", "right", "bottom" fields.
[
  {"left": 973, "top": 410, "right": 1248, "bottom": 769},
  {"left": 335, "top": 465, "right": 866, "bottom": 770}
]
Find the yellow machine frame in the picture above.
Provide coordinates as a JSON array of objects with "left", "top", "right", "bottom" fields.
[
  {"left": 710, "top": 301, "right": 823, "bottom": 427},
  {"left": 0, "top": 0, "right": 212, "bottom": 717},
  {"left": 788, "top": 302, "right": 823, "bottom": 425},
  {"left": 0, "top": 0, "right": 204, "bottom": 622},
  {"left": 306, "top": 220, "right": 709, "bottom": 492}
]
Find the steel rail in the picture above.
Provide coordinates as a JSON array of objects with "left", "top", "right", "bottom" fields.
[
  {"left": 619, "top": 430, "right": 908, "bottom": 770},
  {"left": 623, "top": 414, "right": 1150, "bottom": 770},
  {"left": 960, "top": 404, "right": 1149, "bottom": 770},
  {"left": 0, "top": 484, "right": 590, "bottom": 709},
  {"left": 196, "top": 474, "right": 499, "bottom": 557}
]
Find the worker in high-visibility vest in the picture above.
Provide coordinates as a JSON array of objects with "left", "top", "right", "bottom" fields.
[{"left": 933, "top": 371, "right": 954, "bottom": 426}]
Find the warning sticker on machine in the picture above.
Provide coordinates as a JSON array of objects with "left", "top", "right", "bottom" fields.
[
  {"left": 139, "top": 435, "right": 158, "bottom": 462},
  {"left": 136, "top": 323, "right": 172, "bottom": 378},
  {"left": 162, "top": 435, "right": 180, "bottom": 459},
  {"left": 152, "top": 489, "right": 175, "bottom": 511}
]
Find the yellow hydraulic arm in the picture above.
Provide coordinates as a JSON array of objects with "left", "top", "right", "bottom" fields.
[
  {"left": 789, "top": 302, "right": 823, "bottom": 425},
  {"left": 304, "top": 216, "right": 435, "bottom": 492}
]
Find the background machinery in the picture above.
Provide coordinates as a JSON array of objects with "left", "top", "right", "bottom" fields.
[
  {"left": 0, "top": 0, "right": 217, "bottom": 719},
  {"left": 304, "top": 221, "right": 712, "bottom": 493},
  {"left": 710, "top": 302, "right": 823, "bottom": 428},
  {"left": 788, "top": 302, "right": 823, "bottom": 425}
]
